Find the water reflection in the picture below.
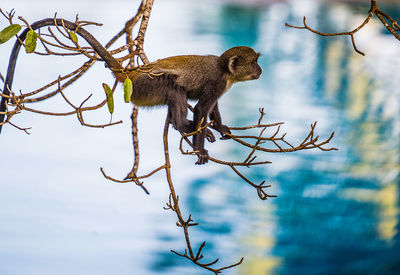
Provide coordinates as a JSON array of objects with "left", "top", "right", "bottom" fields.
[{"left": 153, "top": 1, "right": 399, "bottom": 274}]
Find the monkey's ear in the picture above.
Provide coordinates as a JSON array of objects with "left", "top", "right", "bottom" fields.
[{"left": 228, "top": 55, "right": 239, "bottom": 74}]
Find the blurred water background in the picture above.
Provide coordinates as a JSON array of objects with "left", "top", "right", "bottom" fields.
[{"left": 0, "top": 0, "right": 399, "bottom": 274}]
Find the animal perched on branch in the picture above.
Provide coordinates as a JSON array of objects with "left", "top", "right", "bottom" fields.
[
  {"left": 0, "top": 18, "right": 262, "bottom": 164},
  {"left": 113, "top": 46, "right": 262, "bottom": 164}
]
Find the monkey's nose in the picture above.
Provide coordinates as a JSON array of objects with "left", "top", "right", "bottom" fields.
[
  {"left": 253, "top": 71, "right": 262, "bottom": 79},
  {"left": 253, "top": 67, "right": 262, "bottom": 79}
]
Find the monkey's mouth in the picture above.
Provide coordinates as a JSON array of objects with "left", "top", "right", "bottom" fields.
[{"left": 251, "top": 73, "right": 261, "bottom": 79}]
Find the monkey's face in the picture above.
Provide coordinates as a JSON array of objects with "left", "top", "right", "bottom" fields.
[
  {"left": 228, "top": 51, "right": 262, "bottom": 82},
  {"left": 245, "top": 54, "right": 262, "bottom": 80}
]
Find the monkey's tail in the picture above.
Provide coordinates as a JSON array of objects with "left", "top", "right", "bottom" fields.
[{"left": 0, "top": 18, "right": 123, "bottom": 134}]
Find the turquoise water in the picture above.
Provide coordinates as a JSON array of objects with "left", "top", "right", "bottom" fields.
[
  {"left": 150, "top": 1, "right": 400, "bottom": 274},
  {"left": 0, "top": 1, "right": 399, "bottom": 275}
]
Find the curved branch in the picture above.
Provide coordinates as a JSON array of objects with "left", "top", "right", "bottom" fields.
[
  {"left": 163, "top": 117, "right": 245, "bottom": 273},
  {"left": 284, "top": 0, "right": 400, "bottom": 56},
  {"left": 0, "top": 17, "right": 123, "bottom": 133}
]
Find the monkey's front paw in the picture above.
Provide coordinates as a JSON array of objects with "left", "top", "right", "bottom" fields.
[
  {"left": 195, "top": 149, "right": 209, "bottom": 165},
  {"left": 205, "top": 128, "right": 216, "bottom": 143},
  {"left": 218, "top": 124, "right": 231, "bottom": 140}
]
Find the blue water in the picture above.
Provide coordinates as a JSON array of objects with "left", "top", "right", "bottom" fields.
[
  {"left": 150, "top": 1, "right": 400, "bottom": 274},
  {"left": 0, "top": 1, "right": 399, "bottom": 275}
]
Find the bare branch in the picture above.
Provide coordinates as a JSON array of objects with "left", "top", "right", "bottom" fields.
[
  {"left": 0, "top": 3, "right": 339, "bottom": 274},
  {"left": 285, "top": 0, "right": 400, "bottom": 55}
]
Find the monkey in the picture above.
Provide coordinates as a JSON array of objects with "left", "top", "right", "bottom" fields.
[
  {"left": 0, "top": 19, "right": 262, "bottom": 165},
  {"left": 113, "top": 47, "right": 262, "bottom": 164}
]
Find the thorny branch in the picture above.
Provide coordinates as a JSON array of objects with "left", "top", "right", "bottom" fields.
[
  {"left": 0, "top": 1, "right": 338, "bottom": 274},
  {"left": 163, "top": 118, "right": 244, "bottom": 274},
  {"left": 179, "top": 108, "right": 336, "bottom": 200},
  {"left": 100, "top": 0, "right": 155, "bottom": 184},
  {"left": 0, "top": 14, "right": 112, "bottom": 132},
  {"left": 285, "top": 0, "right": 400, "bottom": 55},
  {"left": 0, "top": 1, "right": 154, "bottom": 133}
]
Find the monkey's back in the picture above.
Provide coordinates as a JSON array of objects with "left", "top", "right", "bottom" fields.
[
  {"left": 126, "top": 54, "right": 224, "bottom": 106},
  {"left": 153, "top": 55, "right": 220, "bottom": 91}
]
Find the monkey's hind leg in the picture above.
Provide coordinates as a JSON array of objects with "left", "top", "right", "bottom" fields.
[
  {"left": 166, "top": 90, "right": 192, "bottom": 133},
  {"left": 165, "top": 90, "right": 215, "bottom": 143}
]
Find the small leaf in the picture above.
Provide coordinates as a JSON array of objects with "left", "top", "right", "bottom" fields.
[
  {"left": 102, "top": 83, "right": 114, "bottom": 115},
  {"left": 0, "top": 24, "right": 22, "bottom": 44},
  {"left": 69, "top": 31, "right": 78, "bottom": 43},
  {"left": 25, "top": 29, "right": 37, "bottom": 53},
  {"left": 123, "top": 77, "right": 133, "bottom": 103}
]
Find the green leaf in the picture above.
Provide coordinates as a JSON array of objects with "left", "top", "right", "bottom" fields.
[
  {"left": 69, "top": 31, "right": 78, "bottom": 43},
  {"left": 25, "top": 29, "right": 37, "bottom": 53},
  {"left": 0, "top": 24, "right": 22, "bottom": 44},
  {"left": 102, "top": 83, "right": 114, "bottom": 115},
  {"left": 123, "top": 77, "right": 133, "bottom": 103}
]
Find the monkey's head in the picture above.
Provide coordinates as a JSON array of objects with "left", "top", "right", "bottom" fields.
[{"left": 218, "top": 46, "right": 262, "bottom": 82}]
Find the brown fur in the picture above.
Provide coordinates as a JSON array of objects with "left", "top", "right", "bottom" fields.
[{"left": 112, "top": 47, "right": 262, "bottom": 164}]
